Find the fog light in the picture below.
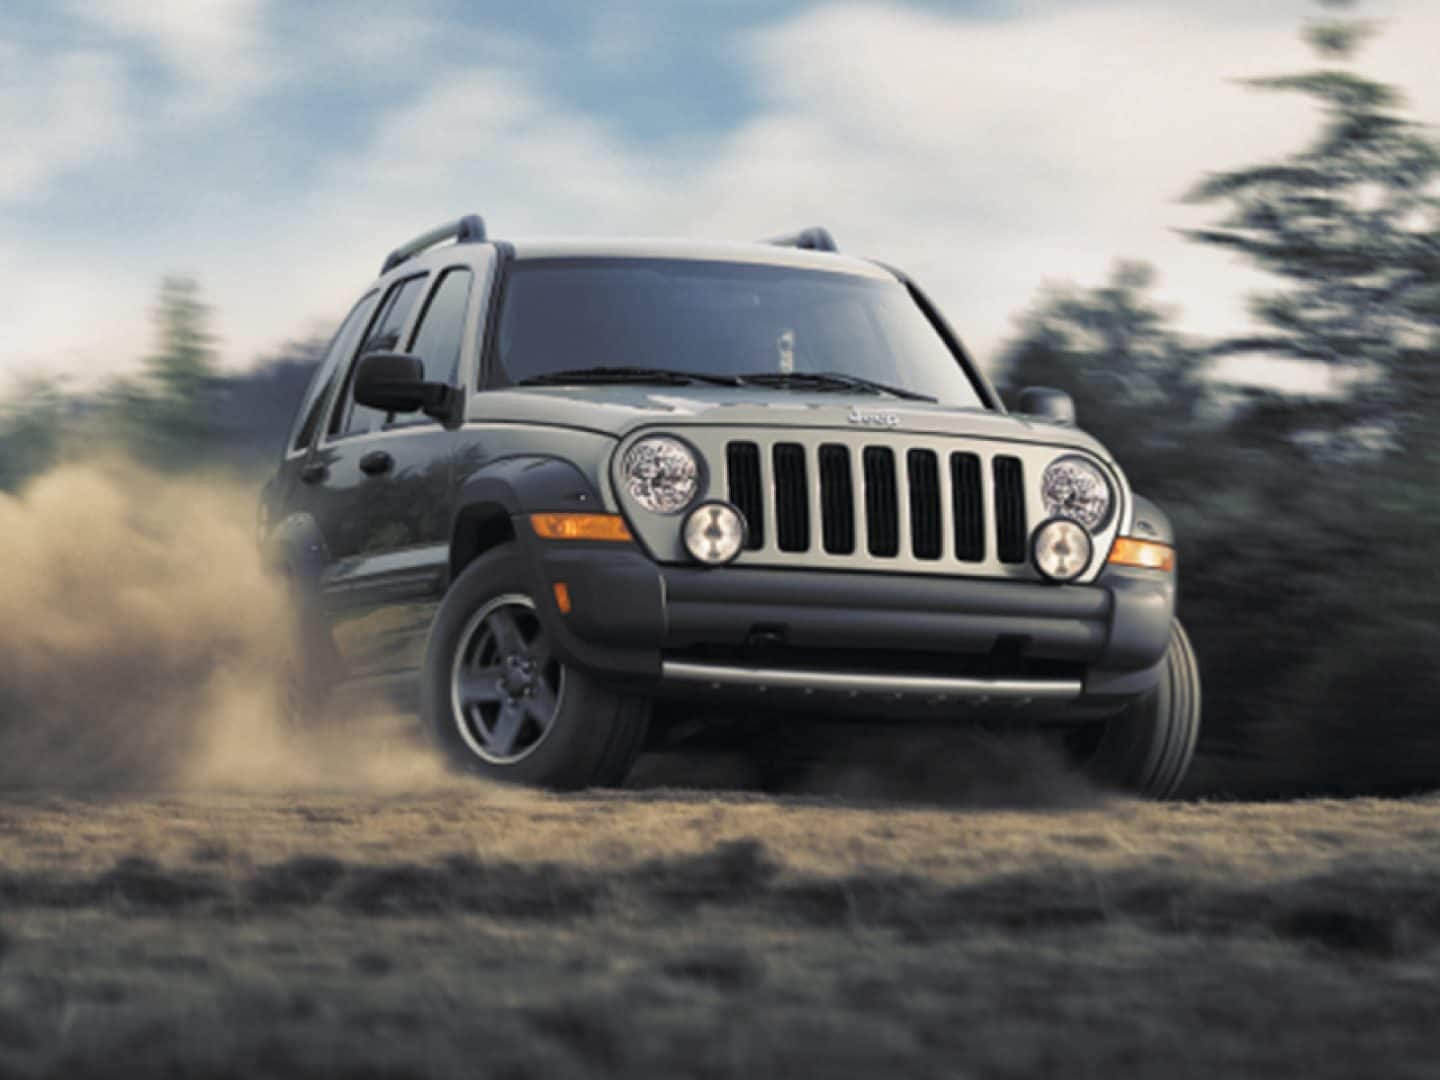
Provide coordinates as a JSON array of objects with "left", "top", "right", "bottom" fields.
[
  {"left": 1031, "top": 517, "right": 1093, "bottom": 582},
  {"left": 683, "top": 502, "right": 746, "bottom": 566}
]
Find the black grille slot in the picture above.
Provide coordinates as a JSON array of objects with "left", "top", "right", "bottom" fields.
[
  {"left": 950, "top": 452, "right": 984, "bottom": 561},
  {"left": 726, "top": 442, "right": 764, "bottom": 550},
  {"left": 773, "top": 443, "right": 810, "bottom": 552},
  {"left": 907, "top": 449, "right": 942, "bottom": 560},
  {"left": 993, "top": 455, "right": 1027, "bottom": 564},
  {"left": 818, "top": 444, "right": 855, "bottom": 555},
  {"left": 862, "top": 447, "right": 899, "bottom": 557}
]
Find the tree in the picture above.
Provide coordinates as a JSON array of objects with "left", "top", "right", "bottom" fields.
[
  {"left": 997, "top": 261, "right": 1211, "bottom": 493},
  {"left": 110, "top": 277, "right": 222, "bottom": 466},
  {"left": 0, "top": 376, "right": 68, "bottom": 492},
  {"left": 1175, "top": 0, "right": 1440, "bottom": 792},
  {"left": 1183, "top": 0, "right": 1440, "bottom": 453}
]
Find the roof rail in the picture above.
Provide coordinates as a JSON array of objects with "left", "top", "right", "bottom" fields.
[
  {"left": 766, "top": 226, "right": 839, "bottom": 253},
  {"left": 381, "top": 214, "right": 487, "bottom": 275}
]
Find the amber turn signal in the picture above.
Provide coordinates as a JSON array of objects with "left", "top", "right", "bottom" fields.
[
  {"left": 552, "top": 581, "right": 573, "bottom": 614},
  {"left": 530, "top": 513, "right": 634, "bottom": 542},
  {"left": 1108, "top": 537, "right": 1175, "bottom": 572}
]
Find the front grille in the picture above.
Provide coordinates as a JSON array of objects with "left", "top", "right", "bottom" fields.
[
  {"left": 726, "top": 442, "right": 764, "bottom": 550},
  {"left": 723, "top": 436, "right": 1036, "bottom": 576},
  {"left": 818, "top": 444, "right": 855, "bottom": 555},
  {"left": 907, "top": 449, "right": 942, "bottom": 560},
  {"left": 993, "top": 455, "right": 1028, "bottom": 564},
  {"left": 773, "top": 443, "right": 809, "bottom": 552},
  {"left": 951, "top": 452, "right": 985, "bottom": 561},
  {"left": 863, "top": 447, "right": 899, "bottom": 557}
]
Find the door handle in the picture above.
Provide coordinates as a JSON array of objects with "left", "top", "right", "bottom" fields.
[
  {"left": 359, "top": 450, "right": 394, "bottom": 477},
  {"left": 300, "top": 463, "right": 328, "bottom": 484}
]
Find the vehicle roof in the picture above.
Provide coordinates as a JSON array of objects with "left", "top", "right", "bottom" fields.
[{"left": 507, "top": 238, "right": 895, "bottom": 280}]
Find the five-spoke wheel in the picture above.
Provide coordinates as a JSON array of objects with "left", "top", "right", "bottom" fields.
[
  {"left": 450, "top": 594, "right": 564, "bottom": 764},
  {"left": 423, "top": 545, "right": 650, "bottom": 788}
]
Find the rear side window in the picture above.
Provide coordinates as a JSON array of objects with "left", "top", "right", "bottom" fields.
[
  {"left": 289, "top": 291, "right": 379, "bottom": 452},
  {"left": 408, "top": 268, "right": 474, "bottom": 387},
  {"left": 331, "top": 273, "right": 429, "bottom": 438}
]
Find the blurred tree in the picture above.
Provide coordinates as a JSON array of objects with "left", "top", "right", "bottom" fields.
[
  {"left": 0, "top": 376, "right": 68, "bottom": 492},
  {"left": 1176, "top": 0, "right": 1440, "bottom": 791},
  {"left": 110, "top": 277, "right": 222, "bottom": 466},
  {"left": 997, "top": 0, "right": 1440, "bottom": 794},
  {"left": 1183, "top": 0, "right": 1440, "bottom": 454},
  {"left": 210, "top": 333, "right": 326, "bottom": 465},
  {"left": 999, "top": 261, "right": 1211, "bottom": 490}
]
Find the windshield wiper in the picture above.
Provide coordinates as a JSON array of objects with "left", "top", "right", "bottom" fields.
[
  {"left": 734, "top": 371, "right": 936, "bottom": 402},
  {"left": 517, "top": 366, "right": 740, "bottom": 388}
]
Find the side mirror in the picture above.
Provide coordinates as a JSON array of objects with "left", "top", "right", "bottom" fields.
[
  {"left": 1016, "top": 386, "right": 1076, "bottom": 426},
  {"left": 353, "top": 352, "right": 449, "bottom": 415}
]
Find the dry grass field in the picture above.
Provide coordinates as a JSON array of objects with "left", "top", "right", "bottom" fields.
[
  {"left": 3, "top": 465, "right": 1438, "bottom": 1077},
  {"left": 4, "top": 752, "right": 1440, "bottom": 1079}
]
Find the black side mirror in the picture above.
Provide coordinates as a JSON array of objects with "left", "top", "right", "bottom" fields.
[
  {"left": 1016, "top": 386, "right": 1076, "bottom": 426},
  {"left": 353, "top": 352, "right": 449, "bottom": 416}
]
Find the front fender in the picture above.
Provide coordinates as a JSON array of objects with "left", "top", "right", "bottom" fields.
[
  {"left": 453, "top": 454, "right": 605, "bottom": 518},
  {"left": 448, "top": 454, "right": 663, "bottom": 681},
  {"left": 1129, "top": 494, "right": 1174, "bottom": 547}
]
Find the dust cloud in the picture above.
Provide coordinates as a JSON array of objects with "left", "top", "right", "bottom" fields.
[
  {"left": 0, "top": 461, "right": 1097, "bottom": 807},
  {"left": 0, "top": 461, "right": 461, "bottom": 795},
  {"left": 632, "top": 724, "right": 1101, "bottom": 808}
]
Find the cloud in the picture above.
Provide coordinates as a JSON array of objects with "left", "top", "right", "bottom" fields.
[
  {"left": 65, "top": 0, "right": 272, "bottom": 115},
  {"left": 0, "top": 46, "right": 133, "bottom": 201},
  {"left": 275, "top": 0, "right": 1438, "bottom": 368},
  {"left": 6, "top": 0, "right": 1440, "bottom": 383}
]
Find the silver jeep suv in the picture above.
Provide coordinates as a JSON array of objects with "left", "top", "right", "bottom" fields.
[{"left": 262, "top": 215, "right": 1200, "bottom": 796}]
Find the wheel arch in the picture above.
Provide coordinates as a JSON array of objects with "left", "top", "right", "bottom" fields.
[{"left": 448, "top": 455, "right": 607, "bottom": 582}]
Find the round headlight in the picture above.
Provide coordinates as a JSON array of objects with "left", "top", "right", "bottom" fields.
[
  {"left": 621, "top": 436, "right": 701, "bottom": 515},
  {"left": 683, "top": 502, "right": 746, "bottom": 565},
  {"left": 1032, "top": 518, "right": 1094, "bottom": 582},
  {"left": 1041, "top": 455, "right": 1114, "bottom": 531}
]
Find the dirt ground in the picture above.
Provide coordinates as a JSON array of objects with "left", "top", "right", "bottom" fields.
[{"left": 4, "top": 761, "right": 1440, "bottom": 1079}]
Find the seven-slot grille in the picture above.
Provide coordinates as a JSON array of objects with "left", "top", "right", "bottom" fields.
[{"left": 726, "top": 438, "right": 1030, "bottom": 569}]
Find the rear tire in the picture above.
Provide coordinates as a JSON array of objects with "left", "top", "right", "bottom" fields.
[
  {"left": 1082, "top": 619, "right": 1201, "bottom": 798},
  {"left": 421, "top": 544, "right": 650, "bottom": 789},
  {"left": 276, "top": 603, "right": 340, "bottom": 729}
]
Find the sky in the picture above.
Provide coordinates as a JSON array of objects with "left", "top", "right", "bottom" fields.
[{"left": 2, "top": 0, "right": 1438, "bottom": 388}]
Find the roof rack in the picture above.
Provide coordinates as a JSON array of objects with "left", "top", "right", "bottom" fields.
[
  {"left": 381, "top": 214, "right": 487, "bottom": 275},
  {"left": 766, "top": 226, "right": 839, "bottom": 253}
]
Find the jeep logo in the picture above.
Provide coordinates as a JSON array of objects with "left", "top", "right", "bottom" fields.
[{"left": 848, "top": 407, "right": 900, "bottom": 427}]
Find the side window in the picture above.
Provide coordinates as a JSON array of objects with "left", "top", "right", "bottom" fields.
[
  {"left": 408, "top": 268, "right": 474, "bottom": 387},
  {"left": 330, "top": 273, "right": 429, "bottom": 439},
  {"left": 289, "top": 291, "right": 379, "bottom": 452}
]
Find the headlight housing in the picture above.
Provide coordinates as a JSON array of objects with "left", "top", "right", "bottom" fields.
[
  {"left": 621, "top": 436, "right": 701, "bottom": 515},
  {"left": 1041, "top": 455, "right": 1114, "bottom": 532}
]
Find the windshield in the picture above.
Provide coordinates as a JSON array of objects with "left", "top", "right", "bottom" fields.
[{"left": 494, "top": 258, "right": 988, "bottom": 407}]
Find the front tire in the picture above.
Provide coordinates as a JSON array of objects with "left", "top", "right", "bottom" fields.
[
  {"left": 421, "top": 545, "right": 649, "bottom": 789},
  {"left": 1081, "top": 619, "right": 1201, "bottom": 798}
]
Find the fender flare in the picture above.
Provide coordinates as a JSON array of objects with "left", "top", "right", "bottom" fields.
[
  {"left": 448, "top": 455, "right": 606, "bottom": 581},
  {"left": 445, "top": 456, "right": 659, "bottom": 680},
  {"left": 1128, "top": 494, "right": 1174, "bottom": 547}
]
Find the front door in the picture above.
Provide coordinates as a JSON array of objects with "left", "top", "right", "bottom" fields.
[{"left": 304, "top": 265, "right": 477, "bottom": 687}]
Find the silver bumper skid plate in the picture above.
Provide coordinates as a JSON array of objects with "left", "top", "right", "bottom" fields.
[{"left": 660, "top": 660, "right": 1081, "bottom": 706}]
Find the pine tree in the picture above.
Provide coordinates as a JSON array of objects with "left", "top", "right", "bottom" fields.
[
  {"left": 1183, "top": 0, "right": 1440, "bottom": 452},
  {"left": 111, "top": 276, "right": 221, "bottom": 465},
  {"left": 0, "top": 376, "right": 67, "bottom": 492}
]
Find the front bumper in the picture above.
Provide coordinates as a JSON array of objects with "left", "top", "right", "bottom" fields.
[{"left": 518, "top": 526, "right": 1174, "bottom": 710}]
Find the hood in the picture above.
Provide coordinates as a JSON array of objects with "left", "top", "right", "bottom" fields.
[{"left": 472, "top": 385, "right": 1118, "bottom": 463}]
